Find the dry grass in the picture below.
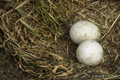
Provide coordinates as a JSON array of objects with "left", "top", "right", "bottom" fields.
[{"left": 0, "top": 0, "right": 120, "bottom": 80}]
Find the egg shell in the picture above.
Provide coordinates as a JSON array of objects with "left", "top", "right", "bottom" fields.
[
  {"left": 70, "top": 21, "right": 101, "bottom": 44},
  {"left": 76, "top": 40, "right": 103, "bottom": 66}
]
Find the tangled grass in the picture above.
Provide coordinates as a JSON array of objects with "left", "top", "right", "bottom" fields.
[{"left": 0, "top": 0, "right": 120, "bottom": 80}]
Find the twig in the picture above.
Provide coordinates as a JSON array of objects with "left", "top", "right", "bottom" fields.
[
  {"left": 15, "top": 0, "right": 30, "bottom": 10},
  {"left": 99, "top": 13, "right": 120, "bottom": 41},
  {"left": 78, "top": 12, "right": 101, "bottom": 26}
]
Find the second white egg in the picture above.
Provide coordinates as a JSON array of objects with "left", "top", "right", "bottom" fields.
[{"left": 76, "top": 40, "right": 104, "bottom": 66}]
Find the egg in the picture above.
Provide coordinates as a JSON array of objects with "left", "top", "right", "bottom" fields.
[
  {"left": 76, "top": 40, "right": 103, "bottom": 66},
  {"left": 69, "top": 20, "right": 101, "bottom": 44}
]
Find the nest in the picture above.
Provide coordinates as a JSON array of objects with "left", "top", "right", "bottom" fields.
[{"left": 0, "top": 0, "right": 120, "bottom": 80}]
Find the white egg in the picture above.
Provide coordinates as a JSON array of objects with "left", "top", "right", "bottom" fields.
[
  {"left": 70, "top": 20, "right": 101, "bottom": 44},
  {"left": 76, "top": 40, "right": 103, "bottom": 66}
]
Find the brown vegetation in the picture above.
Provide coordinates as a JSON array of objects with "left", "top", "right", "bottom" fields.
[{"left": 0, "top": 0, "right": 120, "bottom": 80}]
